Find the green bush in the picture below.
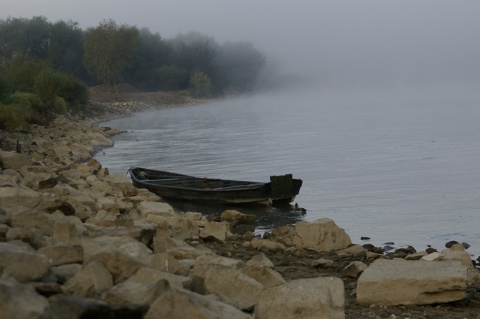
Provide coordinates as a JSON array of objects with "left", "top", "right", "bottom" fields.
[
  {"left": 0, "top": 78, "right": 12, "bottom": 102},
  {"left": 0, "top": 103, "right": 31, "bottom": 131},
  {"left": 34, "top": 69, "right": 63, "bottom": 110},
  {"left": 189, "top": 71, "right": 212, "bottom": 97},
  {"left": 58, "top": 75, "right": 89, "bottom": 109}
]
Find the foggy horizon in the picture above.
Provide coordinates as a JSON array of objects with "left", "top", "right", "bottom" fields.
[{"left": 3, "top": 0, "right": 480, "bottom": 90}]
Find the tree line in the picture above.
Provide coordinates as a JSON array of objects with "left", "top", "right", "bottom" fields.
[{"left": 0, "top": 16, "right": 266, "bottom": 130}]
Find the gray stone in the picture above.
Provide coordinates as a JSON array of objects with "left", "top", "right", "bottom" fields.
[{"left": 356, "top": 259, "right": 468, "bottom": 306}]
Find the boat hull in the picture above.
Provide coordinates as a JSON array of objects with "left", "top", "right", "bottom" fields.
[{"left": 129, "top": 167, "right": 302, "bottom": 206}]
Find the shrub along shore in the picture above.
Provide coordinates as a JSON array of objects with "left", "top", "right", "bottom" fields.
[{"left": 0, "top": 96, "right": 480, "bottom": 319}]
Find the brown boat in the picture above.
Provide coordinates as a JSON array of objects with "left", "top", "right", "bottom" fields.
[{"left": 128, "top": 166, "right": 302, "bottom": 206}]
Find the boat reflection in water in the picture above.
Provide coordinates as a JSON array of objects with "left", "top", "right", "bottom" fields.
[{"left": 165, "top": 199, "right": 307, "bottom": 235}]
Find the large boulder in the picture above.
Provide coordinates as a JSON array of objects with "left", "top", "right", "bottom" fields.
[
  {"left": 0, "top": 243, "right": 50, "bottom": 282},
  {"left": 38, "top": 245, "right": 84, "bottom": 266},
  {"left": 356, "top": 259, "right": 468, "bottom": 306},
  {"left": 145, "top": 285, "right": 253, "bottom": 319},
  {"left": 255, "top": 277, "right": 345, "bottom": 319},
  {"left": 292, "top": 218, "right": 351, "bottom": 252},
  {"left": 0, "top": 150, "right": 33, "bottom": 171},
  {"left": 200, "top": 221, "right": 231, "bottom": 243},
  {"left": 64, "top": 260, "right": 113, "bottom": 298},
  {"left": 86, "top": 248, "right": 147, "bottom": 284},
  {"left": 0, "top": 275, "right": 53, "bottom": 319},
  {"left": 203, "top": 264, "right": 264, "bottom": 310}
]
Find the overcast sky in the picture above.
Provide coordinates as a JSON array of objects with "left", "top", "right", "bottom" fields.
[{"left": 3, "top": 0, "right": 480, "bottom": 88}]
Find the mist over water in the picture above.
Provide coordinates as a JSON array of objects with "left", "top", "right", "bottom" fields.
[{"left": 96, "top": 83, "right": 480, "bottom": 257}]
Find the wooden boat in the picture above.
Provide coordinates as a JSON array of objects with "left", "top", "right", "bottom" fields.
[{"left": 128, "top": 167, "right": 302, "bottom": 206}]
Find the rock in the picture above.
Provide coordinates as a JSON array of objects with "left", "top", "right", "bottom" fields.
[
  {"left": 0, "top": 242, "right": 50, "bottom": 282},
  {"left": 405, "top": 251, "right": 428, "bottom": 260},
  {"left": 0, "top": 150, "right": 33, "bottom": 170},
  {"left": 441, "top": 246, "right": 474, "bottom": 268},
  {"left": 255, "top": 277, "right": 345, "bottom": 319},
  {"left": 445, "top": 240, "right": 459, "bottom": 248},
  {"left": 190, "top": 254, "right": 245, "bottom": 294},
  {"left": 245, "top": 252, "right": 274, "bottom": 268},
  {"left": 86, "top": 248, "right": 146, "bottom": 284},
  {"left": 0, "top": 275, "right": 53, "bottom": 319},
  {"left": 356, "top": 259, "right": 468, "bottom": 306},
  {"left": 37, "top": 244, "right": 84, "bottom": 266},
  {"left": 64, "top": 260, "right": 113, "bottom": 297},
  {"left": 49, "top": 294, "right": 148, "bottom": 319},
  {"left": 292, "top": 218, "right": 351, "bottom": 252},
  {"left": 312, "top": 258, "right": 335, "bottom": 268},
  {"left": 203, "top": 264, "right": 264, "bottom": 310},
  {"left": 343, "top": 261, "right": 368, "bottom": 278},
  {"left": 137, "top": 201, "right": 176, "bottom": 218},
  {"left": 200, "top": 221, "right": 231, "bottom": 243},
  {"left": 239, "top": 265, "right": 285, "bottom": 288},
  {"left": 145, "top": 284, "right": 252, "bottom": 319},
  {"left": 102, "top": 277, "right": 171, "bottom": 305},
  {"left": 336, "top": 244, "right": 365, "bottom": 257},
  {"left": 10, "top": 209, "right": 60, "bottom": 236},
  {"left": 146, "top": 252, "right": 189, "bottom": 275},
  {"left": 0, "top": 184, "right": 41, "bottom": 209},
  {"left": 421, "top": 252, "right": 443, "bottom": 261},
  {"left": 51, "top": 264, "right": 82, "bottom": 284},
  {"left": 220, "top": 210, "right": 256, "bottom": 224},
  {"left": 250, "top": 237, "right": 286, "bottom": 251}
]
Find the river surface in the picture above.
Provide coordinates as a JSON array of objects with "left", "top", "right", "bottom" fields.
[{"left": 95, "top": 85, "right": 480, "bottom": 258}]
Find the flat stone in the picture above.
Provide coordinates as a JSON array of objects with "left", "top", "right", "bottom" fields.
[{"left": 357, "top": 259, "right": 468, "bottom": 306}]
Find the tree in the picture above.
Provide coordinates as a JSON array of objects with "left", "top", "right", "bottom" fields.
[
  {"left": 189, "top": 71, "right": 212, "bottom": 97},
  {"left": 216, "top": 41, "right": 265, "bottom": 93},
  {"left": 83, "top": 19, "right": 140, "bottom": 92},
  {"left": 0, "top": 16, "right": 51, "bottom": 60}
]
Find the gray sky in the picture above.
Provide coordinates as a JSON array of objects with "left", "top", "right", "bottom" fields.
[{"left": 3, "top": 0, "right": 480, "bottom": 88}]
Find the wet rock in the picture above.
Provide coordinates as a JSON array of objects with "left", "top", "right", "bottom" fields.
[
  {"left": 357, "top": 259, "right": 468, "bottom": 306},
  {"left": 220, "top": 209, "right": 256, "bottom": 224},
  {"left": 255, "top": 277, "right": 345, "bottom": 319},
  {"left": 445, "top": 240, "right": 459, "bottom": 248},
  {"left": 250, "top": 237, "right": 286, "bottom": 251}
]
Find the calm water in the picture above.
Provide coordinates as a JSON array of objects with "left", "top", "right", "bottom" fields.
[{"left": 95, "top": 85, "right": 480, "bottom": 257}]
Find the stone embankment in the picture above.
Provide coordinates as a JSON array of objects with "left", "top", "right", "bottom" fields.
[{"left": 1, "top": 115, "right": 480, "bottom": 319}]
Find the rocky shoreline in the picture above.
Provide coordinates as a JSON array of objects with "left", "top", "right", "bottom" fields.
[{"left": 1, "top": 96, "right": 480, "bottom": 318}]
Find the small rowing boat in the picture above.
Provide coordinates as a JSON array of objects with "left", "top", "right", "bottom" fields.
[{"left": 128, "top": 167, "right": 302, "bottom": 206}]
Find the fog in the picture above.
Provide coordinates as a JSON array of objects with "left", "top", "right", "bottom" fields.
[{"left": 3, "top": 0, "right": 480, "bottom": 89}]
